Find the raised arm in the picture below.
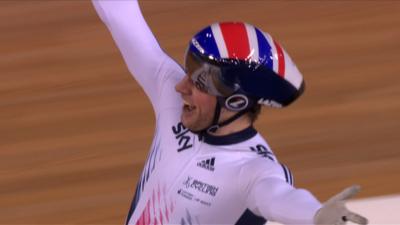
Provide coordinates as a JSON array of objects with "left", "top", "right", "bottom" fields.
[{"left": 92, "top": 0, "right": 180, "bottom": 111}]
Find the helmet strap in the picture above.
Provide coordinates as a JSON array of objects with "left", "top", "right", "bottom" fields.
[
  {"left": 207, "top": 109, "right": 249, "bottom": 133},
  {"left": 206, "top": 97, "right": 250, "bottom": 133},
  {"left": 198, "top": 97, "right": 250, "bottom": 141},
  {"left": 198, "top": 100, "right": 221, "bottom": 140},
  {"left": 206, "top": 100, "right": 222, "bottom": 133}
]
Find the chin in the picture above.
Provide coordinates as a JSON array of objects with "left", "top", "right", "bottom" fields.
[
  {"left": 181, "top": 119, "right": 195, "bottom": 131},
  {"left": 180, "top": 116, "right": 192, "bottom": 129},
  {"left": 181, "top": 118, "right": 204, "bottom": 133}
]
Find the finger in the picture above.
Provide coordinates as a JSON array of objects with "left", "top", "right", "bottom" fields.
[
  {"left": 344, "top": 212, "right": 369, "bottom": 225},
  {"left": 329, "top": 185, "right": 361, "bottom": 202}
]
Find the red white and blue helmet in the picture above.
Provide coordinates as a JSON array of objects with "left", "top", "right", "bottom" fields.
[{"left": 185, "top": 22, "right": 305, "bottom": 111}]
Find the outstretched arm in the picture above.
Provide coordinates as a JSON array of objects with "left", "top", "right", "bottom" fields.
[
  {"left": 248, "top": 177, "right": 322, "bottom": 224},
  {"left": 92, "top": 0, "right": 181, "bottom": 112},
  {"left": 248, "top": 178, "right": 368, "bottom": 225}
]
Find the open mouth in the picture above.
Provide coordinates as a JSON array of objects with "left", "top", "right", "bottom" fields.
[{"left": 183, "top": 100, "right": 196, "bottom": 112}]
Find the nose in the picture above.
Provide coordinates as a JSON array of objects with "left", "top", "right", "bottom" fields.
[{"left": 175, "top": 76, "right": 192, "bottom": 95}]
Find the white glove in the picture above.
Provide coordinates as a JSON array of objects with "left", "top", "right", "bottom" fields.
[{"left": 314, "top": 185, "right": 368, "bottom": 225}]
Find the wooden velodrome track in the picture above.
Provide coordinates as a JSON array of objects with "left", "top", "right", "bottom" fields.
[{"left": 1, "top": 1, "right": 399, "bottom": 224}]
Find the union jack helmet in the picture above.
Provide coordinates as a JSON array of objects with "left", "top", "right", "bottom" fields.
[{"left": 185, "top": 22, "right": 305, "bottom": 110}]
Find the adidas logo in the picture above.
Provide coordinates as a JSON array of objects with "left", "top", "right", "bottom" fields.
[{"left": 197, "top": 157, "right": 215, "bottom": 171}]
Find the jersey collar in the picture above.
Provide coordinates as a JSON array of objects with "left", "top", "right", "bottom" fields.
[{"left": 200, "top": 126, "right": 257, "bottom": 145}]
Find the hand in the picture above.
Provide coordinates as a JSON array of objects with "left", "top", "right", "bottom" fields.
[{"left": 314, "top": 185, "right": 368, "bottom": 225}]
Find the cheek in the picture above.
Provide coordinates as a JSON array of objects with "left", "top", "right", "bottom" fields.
[{"left": 195, "top": 92, "right": 216, "bottom": 115}]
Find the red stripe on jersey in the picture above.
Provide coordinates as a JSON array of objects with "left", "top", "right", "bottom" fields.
[
  {"left": 136, "top": 211, "right": 144, "bottom": 225},
  {"left": 152, "top": 190, "right": 156, "bottom": 225},
  {"left": 145, "top": 201, "right": 151, "bottom": 225},
  {"left": 157, "top": 186, "right": 161, "bottom": 206},
  {"left": 159, "top": 210, "right": 164, "bottom": 225},
  {"left": 274, "top": 40, "right": 285, "bottom": 77},
  {"left": 219, "top": 22, "right": 250, "bottom": 60},
  {"left": 164, "top": 202, "right": 169, "bottom": 222},
  {"left": 162, "top": 185, "right": 169, "bottom": 222}
]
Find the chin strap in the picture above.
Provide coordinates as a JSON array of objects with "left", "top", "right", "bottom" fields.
[
  {"left": 197, "top": 101, "right": 220, "bottom": 140},
  {"left": 207, "top": 109, "right": 249, "bottom": 133},
  {"left": 207, "top": 98, "right": 251, "bottom": 132},
  {"left": 197, "top": 99, "right": 251, "bottom": 140},
  {"left": 209, "top": 100, "right": 222, "bottom": 131}
]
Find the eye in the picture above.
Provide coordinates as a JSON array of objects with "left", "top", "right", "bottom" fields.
[
  {"left": 191, "top": 71, "right": 209, "bottom": 93},
  {"left": 188, "top": 78, "right": 203, "bottom": 92},
  {"left": 194, "top": 82, "right": 204, "bottom": 91}
]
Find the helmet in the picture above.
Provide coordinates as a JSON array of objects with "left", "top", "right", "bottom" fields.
[{"left": 185, "top": 22, "right": 305, "bottom": 112}]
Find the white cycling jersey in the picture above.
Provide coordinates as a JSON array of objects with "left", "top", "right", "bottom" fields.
[{"left": 92, "top": 1, "right": 322, "bottom": 224}]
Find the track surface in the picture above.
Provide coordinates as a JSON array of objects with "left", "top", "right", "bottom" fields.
[{"left": 1, "top": 1, "right": 400, "bottom": 224}]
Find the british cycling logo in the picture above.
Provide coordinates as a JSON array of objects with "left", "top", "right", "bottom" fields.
[
  {"left": 182, "top": 176, "right": 219, "bottom": 197},
  {"left": 177, "top": 176, "right": 217, "bottom": 207}
]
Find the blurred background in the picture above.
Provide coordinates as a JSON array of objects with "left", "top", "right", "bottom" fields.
[{"left": 1, "top": 1, "right": 399, "bottom": 224}]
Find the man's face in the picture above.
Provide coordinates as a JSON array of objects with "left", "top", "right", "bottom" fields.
[{"left": 175, "top": 75, "right": 217, "bottom": 132}]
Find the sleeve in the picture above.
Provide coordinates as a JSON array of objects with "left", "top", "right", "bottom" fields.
[
  {"left": 247, "top": 177, "right": 322, "bottom": 224},
  {"left": 242, "top": 159, "right": 322, "bottom": 224},
  {"left": 92, "top": 0, "right": 184, "bottom": 113}
]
